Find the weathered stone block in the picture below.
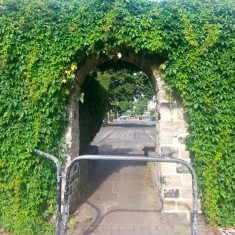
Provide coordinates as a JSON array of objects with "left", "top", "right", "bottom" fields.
[
  {"left": 161, "top": 175, "right": 182, "bottom": 187},
  {"left": 161, "top": 163, "right": 176, "bottom": 174},
  {"left": 176, "top": 164, "right": 190, "bottom": 174},
  {"left": 159, "top": 134, "right": 174, "bottom": 145},
  {"left": 177, "top": 110, "right": 184, "bottom": 120},
  {"left": 163, "top": 200, "right": 176, "bottom": 210},
  {"left": 65, "top": 127, "right": 72, "bottom": 141},
  {"left": 177, "top": 199, "right": 192, "bottom": 211},
  {"left": 180, "top": 188, "right": 192, "bottom": 198},
  {"left": 66, "top": 147, "right": 79, "bottom": 159},
  {"left": 71, "top": 125, "right": 79, "bottom": 134},
  {"left": 157, "top": 91, "right": 169, "bottom": 102},
  {"left": 67, "top": 109, "right": 77, "bottom": 120},
  {"left": 71, "top": 140, "right": 79, "bottom": 151},
  {"left": 178, "top": 136, "right": 186, "bottom": 144},
  {"left": 160, "top": 121, "right": 188, "bottom": 133},
  {"left": 161, "top": 146, "right": 178, "bottom": 158},
  {"left": 163, "top": 212, "right": 188, "bottom": 222},
  {"left": 159, "top": 103, "right": 172, "bottom": 122},
  {"left": 156, "top": 77, "right": 166, "bottom": 91},
  {"left": 182, "top": 175, "right": 192, "bottom": 187},
  {"left": 164, "top": 189, "right": 180, "bottom": 198},
  {"left": 159, "top": 102, "right": 170, "bottom": 110},
  {"left": 179, "top": 145, "right": 190, "bottom": 159}
]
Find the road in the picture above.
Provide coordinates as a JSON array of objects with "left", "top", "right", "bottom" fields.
[{"left": 92, "top": 119, "right": 156, "bottom": 155}]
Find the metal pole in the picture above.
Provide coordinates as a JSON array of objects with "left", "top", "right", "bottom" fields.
[
  {"left": 62, "top": 155, "right": 198, "bottom": 235},
  {"left": 34, "top": 149, "right": 62, "bottom": 235},
  {"left": 62, "top": 161, "right": 74, "bottom": 235}
]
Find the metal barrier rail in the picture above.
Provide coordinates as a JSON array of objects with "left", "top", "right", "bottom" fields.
[
  {"left": 34, "top": 149, "right": 62, "bottom": 235},
  {"left": 63, "top": 155, "right": 198, "bottom": 235}
]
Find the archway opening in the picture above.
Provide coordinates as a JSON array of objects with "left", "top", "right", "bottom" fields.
[
  {"left": 65, "top": 52, "right": 192, "bottom": 222},
  {"left": 79, "top": 60, "right": 156, "bottom": 152}
]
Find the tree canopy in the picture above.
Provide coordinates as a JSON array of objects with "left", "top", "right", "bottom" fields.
[{"left": 89, "top": 63, "right": 154, "bottom": 116}]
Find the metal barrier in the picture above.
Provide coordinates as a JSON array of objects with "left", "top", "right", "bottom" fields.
[
  {"left": 62, "top": 155, "right": 198, "bottom": 235},
  {"left": 34, "top": 149, "right": 62, "bottom": 235}
]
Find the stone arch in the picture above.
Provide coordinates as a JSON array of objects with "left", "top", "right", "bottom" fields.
[{"left": 64, "top": 51, "right": 193, "bottom": 219}]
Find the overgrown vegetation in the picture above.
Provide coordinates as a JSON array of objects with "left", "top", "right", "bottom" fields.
[{"left": 0, "top": 0, "right": 234, "bottom": 233}]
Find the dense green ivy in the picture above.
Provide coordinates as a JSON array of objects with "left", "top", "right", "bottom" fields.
[{"left": 0, "top": 0, "right": 234, "bottom": 233}]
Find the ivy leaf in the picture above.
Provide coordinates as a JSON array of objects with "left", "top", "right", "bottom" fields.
[
  {"left": 78, "top": 92, "right": 84, "bottom": 103},
  {"left": 159, "top": 63, "right": 167, "bottom": 71}
]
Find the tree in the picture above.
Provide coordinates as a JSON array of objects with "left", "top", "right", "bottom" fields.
[
  {"left": 91, "top": 63, "right": 154, "bottom": 116},
  {"left": 134, "top": 97, "right": 148, "bottom": 116}
]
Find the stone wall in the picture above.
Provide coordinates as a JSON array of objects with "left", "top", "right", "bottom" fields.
[
  {"left": 63, "top": 94, "right": 80, "bottom": 212},
  {"left": 149, "top": 74, "right": 200, "bottom": 220},
  {"left": 63, "top": 93, "right": 98, "bottom": 214},
  {"left": 69, "top": 146, "right": 97, "bottom": 214}
]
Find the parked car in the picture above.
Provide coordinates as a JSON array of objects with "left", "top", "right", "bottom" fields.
[
  {"left": 119, "top": 115, "right": 129, "bottom": 120},
  {"left": 149, "top": 116, "right": 156, "bottom": 121}
]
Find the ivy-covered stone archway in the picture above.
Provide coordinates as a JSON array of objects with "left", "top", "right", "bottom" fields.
[
  {"left": 64, "top": 51, "right": 193, "bottom": 219},
  {"left": 0, "top": 0, "right": 234, "bottom": 233}
]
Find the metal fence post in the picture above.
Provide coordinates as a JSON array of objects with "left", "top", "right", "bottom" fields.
[
  {"left": 62, "top": 155, "right": 198, "bottom": 235},
  {"left": 34, "top": 149, "right": 62, "bottom": 235}
]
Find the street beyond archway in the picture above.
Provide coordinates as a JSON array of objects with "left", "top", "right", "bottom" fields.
[
  {"left": 68, "top": 120, "right": 214, "bottom": 235},
  {"left": 93, "top": 119, "right": 156, "bottom": 155}
]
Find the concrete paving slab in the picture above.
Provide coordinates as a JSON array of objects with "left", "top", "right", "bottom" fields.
[
  {"left": 118, "top": 192, "right": 157, "bottom": 207},
  {"left": 104, "top": 206, "right": 164, "bottom": 224},
  {"left": 113, "top": 181, "right": 153, "bottom": 193},
  {"left": 84, "top": 181, "right": 114, "bottom": 193},
  {"left": 82, "top": 191, "right": 118, "bottom": 205},
  {"left": 120, "top": 171, "right": 146, "bottom": 181}
]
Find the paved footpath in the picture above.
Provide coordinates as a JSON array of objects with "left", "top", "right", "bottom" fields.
[{"left": 68, "top": 120, "right": 216, "bottom": 235}]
